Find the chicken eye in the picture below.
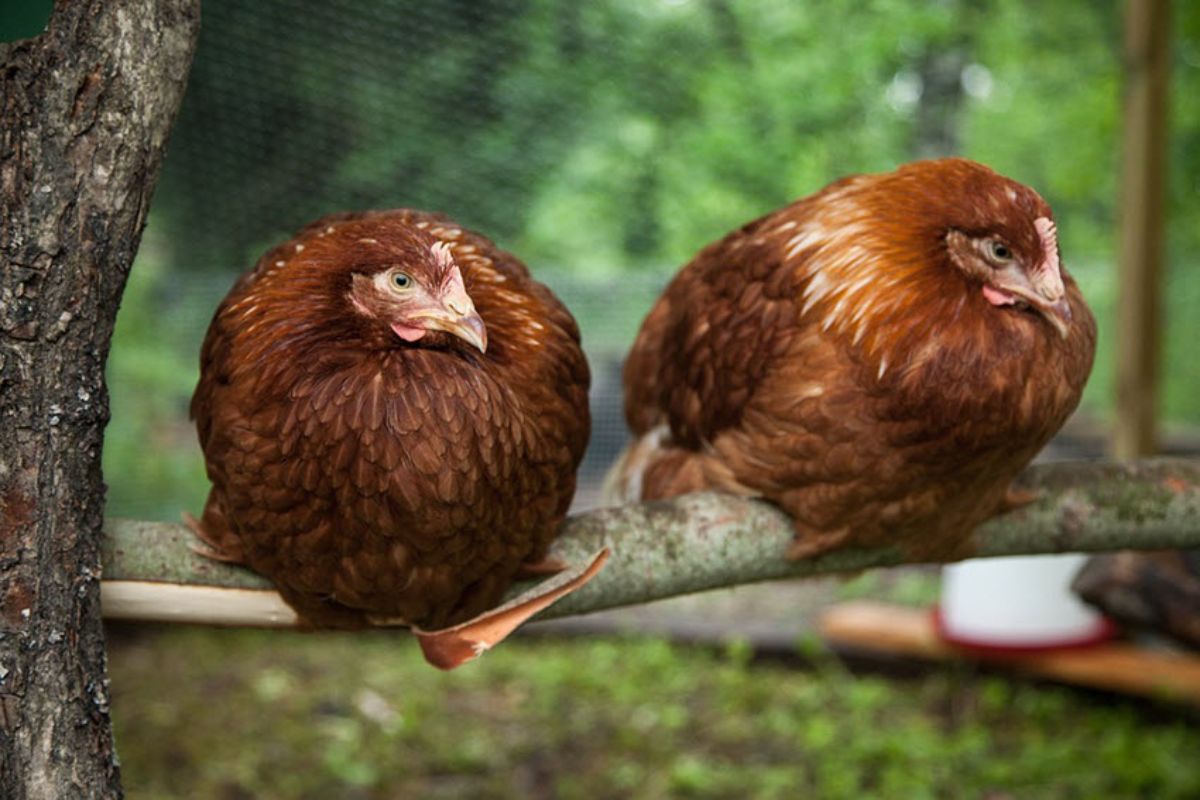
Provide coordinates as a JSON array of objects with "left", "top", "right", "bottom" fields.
[
  {"left": 988, "top": 241, "right": 1013, "bottom": 263},
  {"left": 390, "top": 272, "right": 413, "bottom": 291}
]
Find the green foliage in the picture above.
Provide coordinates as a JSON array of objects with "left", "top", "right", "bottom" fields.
[
  {"left": 837, "top": 568, "right": 943, "bottom": 608},
  {"left": 110, "top": 628, "right": 1200, "bottom": 799},
  {"left": 131, "top": 0, "right": 1200, "bottom": 420},
  {"left": 103, "top": 230, "right": 219, "bottom": 520},
  {"left": 153, "top": 0, "right": 1200, "bottom": 279},
  {"left": 103, "top": 0, "right": 1200, "bottom": 519},
  {"left": 0, "top": 0, "right": 52, "bottom": 42}
]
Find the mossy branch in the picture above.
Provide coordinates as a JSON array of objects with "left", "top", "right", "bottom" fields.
[{"left": 101, "top": 459, "right": 1200, "bottom": 626}]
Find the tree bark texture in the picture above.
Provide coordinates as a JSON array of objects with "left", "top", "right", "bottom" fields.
[
  {"left": 100, "top": 459, "right": 1200, "bottom": 625},
  {"left": 0, "top": 3, "right": 199, "bottom": 798}
]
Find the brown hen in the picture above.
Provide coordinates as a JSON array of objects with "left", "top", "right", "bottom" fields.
[
  {"left": 191, "top": 209, "right": 592, "bottom": 645},
  {"left": 612, "top": 158, "right": 1095, "bottom": 561}
]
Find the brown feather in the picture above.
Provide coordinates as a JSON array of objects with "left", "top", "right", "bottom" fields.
[
  {"left": 616, "top": 158, "right": 1096, "bottom": 561},
  {"left": 191, "top": 209, "right": 590, "bottom": 629}
]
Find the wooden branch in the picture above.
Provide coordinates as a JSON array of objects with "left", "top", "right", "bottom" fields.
[{"left": 101, "top": 459, "right": 1200, "bottom": 627}]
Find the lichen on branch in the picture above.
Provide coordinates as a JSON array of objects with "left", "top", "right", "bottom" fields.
[{"left": 102, "top": 459, "right": 1200, "bottom": 625}]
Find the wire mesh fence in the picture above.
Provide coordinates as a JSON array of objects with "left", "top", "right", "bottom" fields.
[
  {"left": 110, "top": 0, "right": 909, "bottom": 521},
  {"left": 101, "top": 0, "right": 1200, "bottom": 520}
]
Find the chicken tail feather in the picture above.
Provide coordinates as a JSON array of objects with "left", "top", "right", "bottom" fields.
[
  {"left": 600, "top": 424, "right": 677, "bottom": 504},
  {"left": 602, "top": 425, "right": 756, "bottom": 504},
  {"left": 183, "top": 504, "right": 246, "bottom": 565},
  {"left": 411, "top": 548, "right": 610, "bottom": 670}
]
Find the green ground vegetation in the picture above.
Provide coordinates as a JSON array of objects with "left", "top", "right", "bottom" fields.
[{"left": 109, "top": 626, "right": 1200, "bottom": 800}]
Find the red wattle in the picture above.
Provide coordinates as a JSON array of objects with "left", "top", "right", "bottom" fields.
[
  {"left": 391, "top": 323, "right": 427, "bottom": 342},
  {"left": 982, "top": 284, "right": 1016, "bottom": 307}
]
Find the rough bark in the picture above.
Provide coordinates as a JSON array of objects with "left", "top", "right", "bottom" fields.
[
  {"left": 0, "top": 2, "right": 199, "bottom": 798},
  {"left": 99, "top": 459, "right": 1200, "bottom": 625}
]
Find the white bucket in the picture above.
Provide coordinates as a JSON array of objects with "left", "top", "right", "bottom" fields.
[{"left": 936, "top": 554, "right": 1115, "bottom": 652}]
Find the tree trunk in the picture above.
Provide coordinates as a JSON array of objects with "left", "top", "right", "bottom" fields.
[{"left": 0, "top": 2, "right": 199, "bottom": 797}]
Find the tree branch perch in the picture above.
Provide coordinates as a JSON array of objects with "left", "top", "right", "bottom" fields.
[{"left": 101, "top": 459, "right": 1200, "bottom": 627}]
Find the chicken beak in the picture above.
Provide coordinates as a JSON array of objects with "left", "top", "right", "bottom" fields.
[
  {"left": 987, "top": 264, "right": 1072, "bottom": 340},
  {"left": 1012, "top": 285, "right": 1071, "bottom": 340},
  {"left": 416, "top": 296, "right": 487, "bottom": 353},
  {"left": 407, "top": 265, "right": 488, "bottom": 353},
  {"left": 1040, "top": 296, "right": 1073, "bottom": 339},
  {"left": 443, "top": 307, "right": 488, "bottom": 353},
  {"left": 413, "top": 303, "right": 486, "bottom": 353}
]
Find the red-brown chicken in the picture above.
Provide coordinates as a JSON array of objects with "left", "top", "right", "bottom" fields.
[
  {"left": 191, "top": 209, "right": 591, "bottom": 641},
  {"left": 612, "top": 158, "right": 1095, "bottom": 561}
]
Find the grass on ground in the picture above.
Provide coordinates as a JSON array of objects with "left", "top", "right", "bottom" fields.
[{"left": 109, "top": 626, "right": 1200, "bottom": 800}]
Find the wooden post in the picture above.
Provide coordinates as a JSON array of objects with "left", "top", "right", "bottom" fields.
[{"left": 1115, "top": 0, "right": 1171, "bottom": 458}]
